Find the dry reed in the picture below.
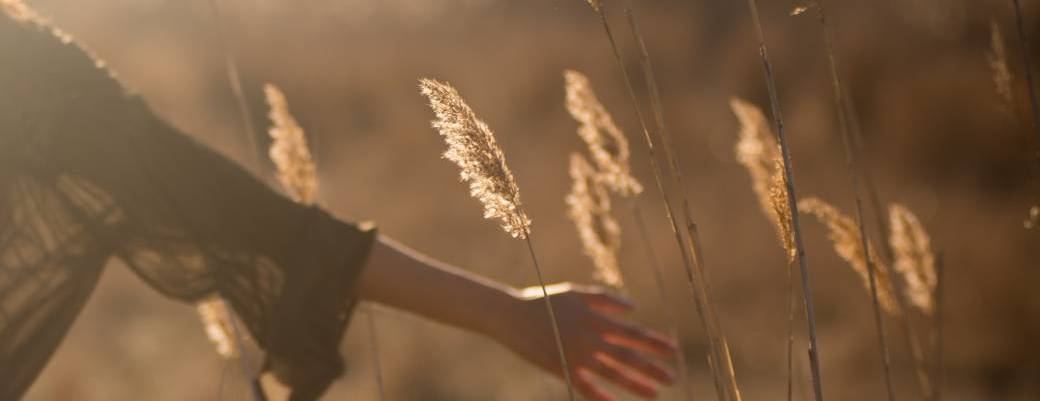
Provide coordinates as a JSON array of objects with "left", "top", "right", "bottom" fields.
[
  {"left": 584, "top": 2, "right": 742, "bottom": 399},
  {"left": 197, "top": 298, "right": 239, "bottom": 358},
  {"left": 804, "top": 2, "right": 898, "bottom": 399},
  {"left": 264, "top": 84, "right": 318, "bottom": 205},
  {"left": 565, "top": 70, "right": 643, "bottom": 197},
  {"left": 888, "top": 204, "right": 938, "bottom": 314},
  {"left": 730, "top": 98, "right": 795, "bottom": 261},
  {"left": 419, "top": 79, "right": 532, "bottom": 239},
  {"left": 566, "top": 153, "right": 624, "bottom": 289},
  {"left": 798, "top": 197, "right": 900, "bottom": 314},
  {"left": 740, "top": 0, "right": 827, "bottom": 398},
  {"left": 419, "top": 78, "right": 574, "bottom": 400}
]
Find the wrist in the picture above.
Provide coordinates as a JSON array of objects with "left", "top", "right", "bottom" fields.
[{"left": 475, "top": 286, "right": 524, "bottom": 341}]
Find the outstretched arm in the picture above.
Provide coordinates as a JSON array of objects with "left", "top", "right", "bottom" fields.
[{"left": 357, "top": 235, "right": 677, "bottom": 401}]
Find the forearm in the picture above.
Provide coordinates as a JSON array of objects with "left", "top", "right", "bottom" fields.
[{"left": 356, "top": 234, "right": 519, "bottom": 338}]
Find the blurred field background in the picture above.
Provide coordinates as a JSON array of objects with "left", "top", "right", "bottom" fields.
[{"left": 16, "top": 0, "right": 1040, "bottom": 400}]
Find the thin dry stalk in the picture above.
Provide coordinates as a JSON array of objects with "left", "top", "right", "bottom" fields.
[
  {"left": 364, "top": 307, "right": 386, "bottom": 400},
  {"left": 806, "top": 2, "right": 898, "bottom": 399},
  {"left": 584, "top": 3, "right": 738, "bottom": 399},
  {"left": 419, "top": 79, "right": 575, "bottom": 400},
  {"left": 933, "top": 252, "right": 946, "bottom": 401},
  {"left": 631, "top": 203, "right": 694, "bottom": 401},
  {"left": 741, "top": 1, "right": 826, "bottom": 399},
  {"left": 203, "top": 3, "right": 265, "bottom": 399},
  {"left": 989, "top": 20, "right": 1016, "bottom": 108},
  {"left": 729, "top": 98, "right": 796, "bottom": 401},
  {"left": 206, "top": 0, "right": 262, "bottom": 171},
  {"left": 841, "top": 51, "right": 935, "bottom": 401},
  {"left": 888, "top": 204, "right": 938, "bottom": 314},
  {"left": 567, "top": 153, "right": 624, "bottom": 289},
  {"left": 624, "top": 3, "right": 744, "bottom": 400},
  {"left": 1010, "top": 0, "right": 1040, "bottom": 164}
]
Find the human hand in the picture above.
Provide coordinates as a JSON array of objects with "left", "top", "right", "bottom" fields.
[{"left": 493, "top": 283, "right": 678, "bottom": 401}]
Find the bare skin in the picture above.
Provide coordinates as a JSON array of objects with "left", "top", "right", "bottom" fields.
[{"left": 357, "top": 235, "right": 678, "bottom": 401}]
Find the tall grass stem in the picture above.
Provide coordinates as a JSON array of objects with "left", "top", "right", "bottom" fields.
[
  {"left": 592, "top": 6, "right": 732, "bottom": 400},
  {"left": 364, "top": 306, "right": 387, "bottom": 400},
  {"left": 631, "top": 202, "right": 694, "bottom": 401},
  {"left": 524, "top": 235, "right": 577, "bottom": 401},
  {"left": 1011, "top": 0, "right": 1040, "bottom": 163},
  {"left": 741, "top": 1, "right": 826, "bottom": 400}
]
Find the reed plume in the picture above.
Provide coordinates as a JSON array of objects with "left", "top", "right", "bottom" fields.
[
  {"left": 1026, "top": 205, "right": 1039, "bottom": 229},
  {"left": 566, "top": 153, "right": 624, "bottom": 289},
  {"left": 989, "top": 20, "right": 1015, "bottom": 108},
  {"left": 798, "top": 197, "right": 900, "bottom": 314},
  {"left": 888, "top": 204, "right": 937, "bottom": 314},
  {"left": 564, "top": 70, "right": 643, "bottom": 197},
  {"left": 419, "top": 78, "right": 532, "bottom": 239},
  {"left": 730, "top": 98, "right": 794, "bottom": 260},
  {"left": 420, "top": 78, "right": 574, "bottom": 400},
  {"left": 769, "top": 158, "right": 796, "bottom": 263},
  {"left": 196, "top": 298, "right": 239, "bottom": 358},
  {"left": 265, "top": 84, "right": 318, "bottom": 205}
]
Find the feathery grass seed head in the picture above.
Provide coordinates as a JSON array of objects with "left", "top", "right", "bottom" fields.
[
  {"left": 567, "top": 153, "right": 624, "bottom": 289},
  {"left": 769, "top": 157, "right": 796, "bottom": 263},
  {"left": 565, "top": 70, "right": 643, "bottom": 197},
  {"left": 888, "top": 203, "right": 937, "bottom": 314},
  {"left": 731, "top": 98, "right": 793, "bottom": 259},
  {"left": 196, "top": 298, "right": 239, "bottom": 358},
  {"left": 798, "top": 197, "right": 900, "bottom": 315},
  {"left": 265, "top": 84, "right": 318, "bottom": 205},
  {"left": 420, "top": 78, "right": 532, "bottom": 239}
]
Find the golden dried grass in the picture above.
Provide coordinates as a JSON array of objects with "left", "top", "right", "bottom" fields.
[
  {"left": 265, "top": 84, "right": 318, "bottom": 205},
  {"left": 566, "top": 153, "right": 624, "bottom": 289},
  {"left": 730, "top": 98, "right": 794, "bottom": 261},
  {"left": 798, "top": 197, "right": 900, "bottom": 315},
  {"left": 888, "top": 204, "right": 937, "bottom": 314},
  {"left": 196, "top": 298, "right": 238, "bottom": 358},
  {"left": 769, "top": 157, "right": 796, "bottom": 263},
  {"left": 564, "top": 70, "right": 643, "bottom": 197},
  {"left": 419, "top": 78, "right": 532, "bottom": 239}
]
